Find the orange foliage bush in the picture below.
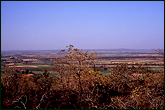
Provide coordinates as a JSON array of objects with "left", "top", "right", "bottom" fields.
[{"left": 1, "top": 45, "right": 164, "bottom": 109}]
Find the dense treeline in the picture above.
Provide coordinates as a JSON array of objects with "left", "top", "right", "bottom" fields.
[{"left": 1, "top": 45, "right": 164, "bottom": 109}]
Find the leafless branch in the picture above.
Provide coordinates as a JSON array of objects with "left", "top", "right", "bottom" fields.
[{"left": 36, "top": 92, "right": 49, "bottom": 109}]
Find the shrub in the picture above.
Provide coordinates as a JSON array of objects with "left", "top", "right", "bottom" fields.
[{"left": 1, "top": 46, "right": 164, "bottom": 109}]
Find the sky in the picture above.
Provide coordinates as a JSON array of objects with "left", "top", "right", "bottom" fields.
[{"left": 1, "top": 1, "right": 164, "bottom": 50}]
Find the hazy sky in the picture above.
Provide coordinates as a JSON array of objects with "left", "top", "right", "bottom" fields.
[{"left": 1, "top": 1, "right": 164, "bottom": 50}]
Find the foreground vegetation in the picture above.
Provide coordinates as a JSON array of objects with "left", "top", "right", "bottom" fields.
[{"left": 1, "top": 45, "right": 164, "bottom": 109}]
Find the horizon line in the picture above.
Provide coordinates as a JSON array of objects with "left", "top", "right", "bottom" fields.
[{"left": 1, "top": 48, "right": 164, "bottom": 51}]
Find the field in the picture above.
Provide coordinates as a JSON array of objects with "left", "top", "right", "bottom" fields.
[
  {"left": 1, "top": 48, "right": 164, "bottom": 109},
  {"left": 1, "top": 49, "right": 163, "bottom": 75}
]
